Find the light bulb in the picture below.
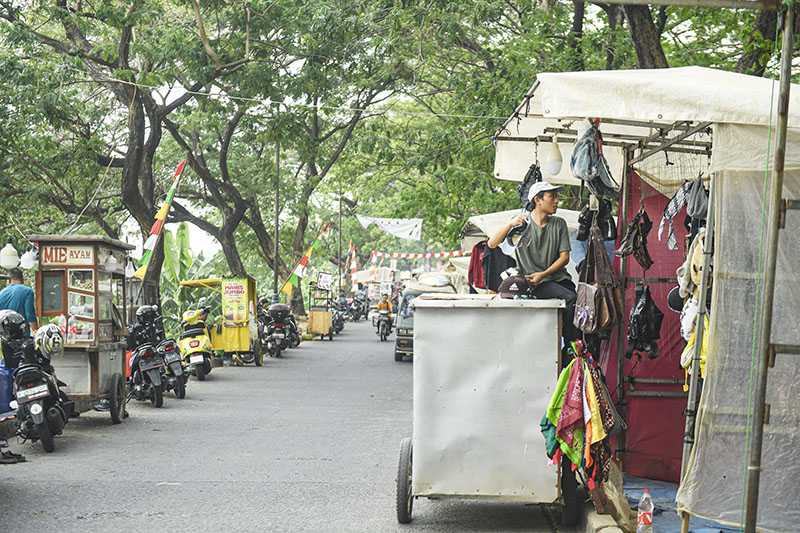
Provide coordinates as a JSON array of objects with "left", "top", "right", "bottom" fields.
[
  {"left": 0, "top": 243, "right": 20, "bottom": 270},
  {"left": 541, "top": 140, "right": 563, "bottom": 176},
  {"left": 19, "top": 249, "right": 37, "bottom": 270}
]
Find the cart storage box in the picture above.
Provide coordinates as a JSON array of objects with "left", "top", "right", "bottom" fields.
[{"left": 412, "top": 295, "right": 563, "bottom": 501}]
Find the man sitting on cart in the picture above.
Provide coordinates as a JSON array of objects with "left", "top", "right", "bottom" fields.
[{"left": 488, "top": 181, "right": 577, "bottom": 340}]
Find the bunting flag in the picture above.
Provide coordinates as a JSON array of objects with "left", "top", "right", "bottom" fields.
[
  {"left": 356, "top": 215, "right": 423, "bottom": 241},
  {"left": 369, "top": 249, "right": 469, "bottom": 261},
  {"left": 348, "top": 241, "right": 359, "bottom": 281},
  {"left": 134, "top": 160, "right": 187, "bottom": 280},
  {"left": 280, "top": 223, "right": 332, "bottom": 298}
]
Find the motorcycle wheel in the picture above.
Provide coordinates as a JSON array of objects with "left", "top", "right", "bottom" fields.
[
  {"left": 151, "top": 385, "right": 164, "bottom": 408},
  {"left": 38, "top": 421, "right": 55, "bottom": 453},
  {"left": 195, "top": 363, "right": 207, "bottom": 382},
  {"left": 174, "top": 375, "right": 186, "bottom": 399}
]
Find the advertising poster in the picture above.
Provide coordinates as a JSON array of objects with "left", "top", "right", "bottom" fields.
[{"left": 221, "top": 279, "right": 248, "bottom": 324}]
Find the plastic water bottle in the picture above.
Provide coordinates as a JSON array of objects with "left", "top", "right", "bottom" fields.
[{"left": 637, "top": 488, "right": 654, "bottom": 533}]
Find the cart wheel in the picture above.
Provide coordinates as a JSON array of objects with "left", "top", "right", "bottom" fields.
[
  {"left": 328, "top": 330, "right": 334, "bottom": 341},
  {"left": 394, "top": 349, "right": 403, "bottom": 362},
  {"left": 110, "top": 373, "right": 125, "bottom": 424},
  {"left": 396, "top": 437, "right": 413, "bottom": 524},
  {"left": 174, "top": 375, "right": 186, "bottom": 399},
  {"left": 38, "top": 421, "right": 56, "bottom": 453},
  {"left": 151, "top": 385, "right": 164, "bottom": 408}
]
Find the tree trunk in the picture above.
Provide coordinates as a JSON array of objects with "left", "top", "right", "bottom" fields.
[
  {"left": 602, "top": 4, "right": 622, "bottom": 70},
  {"left": 623, "top": 5, "right": 669, "bottom": 69},
  {"left": 736, "top": 10, "right": 778, "bottom": 76},
  {"left": 568, "top": 1, "right": 586, "bottom": 71}
]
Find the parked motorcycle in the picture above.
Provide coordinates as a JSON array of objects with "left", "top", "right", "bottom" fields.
[
  {"left": 178, "top": 306, "right": 214, "bottom": 382},
  {"left": 126, "top": 306, "right": 168, "bottom": 408},
  {"left": 157, "top": 338, "right": 185, "bottom": 399},
  {"left": 352, "top": 293, "right": 369, "bottom": 321},
  {"left": 1, "top": 317, "right": 72, "bottom": 453},
  {"left": 374, "top": 310, "right": 393, "bottom": 342},
  {"left": 264, "top": 303, "right": 293, "bottom": 357}
]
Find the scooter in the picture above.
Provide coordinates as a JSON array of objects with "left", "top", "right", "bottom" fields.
[
  {"left": 264, "top": 303, "right": 292, "bottom": 358},
  {"left": 9, "top": 336, "right": 71, "bottom": 452},
  {"left": 157, "top": 338, "right": 185, "bottom": 399},
  {"left": 178, "top": 307, "right": 214, "bottom": 382},
  {"left": 128, "top": 342, "right": 166, "bottom": 408}
]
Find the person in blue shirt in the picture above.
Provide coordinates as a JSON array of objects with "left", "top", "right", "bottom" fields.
[{"left": 0, "top": 268, "right": 37, "bottom": 333}]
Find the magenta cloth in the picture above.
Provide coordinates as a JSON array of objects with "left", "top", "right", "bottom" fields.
[
  {"left": 604, "top": 171, "right": 689, "bottom": 483},
  {"left": 556, "top": 360, "right": 584, "bottom": 446}
]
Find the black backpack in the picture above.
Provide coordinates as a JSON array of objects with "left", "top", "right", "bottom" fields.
[{"left": 626, "top": 285, "right": 664, "bottom": 359}]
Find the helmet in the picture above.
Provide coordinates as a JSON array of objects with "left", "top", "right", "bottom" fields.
[
  {"left": 136, "top": 305, "right": 157, "bottom": 322},
  {"left": 0, "top": 310, "right": 27, "bottom": 340},
  {"left": 34, "top": 324, "right": 63, "bottom": 359}
]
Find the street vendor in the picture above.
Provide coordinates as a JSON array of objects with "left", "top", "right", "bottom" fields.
[{"left": 488, "top": 181, "right": 577, "bottom": 339}]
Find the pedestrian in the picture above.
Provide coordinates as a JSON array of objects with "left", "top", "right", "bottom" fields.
[
  {"left": 488, "top": 181, "right": 577, "bottom": 340},
  {"left": 0, "top": 268, "right": 37, "bottom": 334}
]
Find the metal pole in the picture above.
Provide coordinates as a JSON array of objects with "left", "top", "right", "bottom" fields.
[
  {"left": 680, "top": 175, "right": 715, "bottom": 479},
  {"left": 615, "top": 147, "right": 632, "bottom": 463},
  {"left": 744, "top": 5, "right": 794, "bottom": 531},
  {"left": 338, "top": 177, "right": 343, "bottom": 295},
  {"left": 274, "top": 138, "right": 280, "bottom": 297}
]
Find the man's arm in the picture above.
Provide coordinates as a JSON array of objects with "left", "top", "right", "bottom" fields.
[
  {"left": 487, "top": 214, "right": 527, "bottom": 249},
  {"left": 25, "top": 289, "right": 38, "bottom": 331},
  {"left": 528, "top": 251, "right": 570, "bottom": 285}
]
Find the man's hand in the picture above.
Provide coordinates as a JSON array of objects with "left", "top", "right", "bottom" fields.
[
  {"left": 526, "top": 272, "right": 545, "bottom": 285},
  {"left": 510, "top": 214, "right": 527, "bottom": 227}
]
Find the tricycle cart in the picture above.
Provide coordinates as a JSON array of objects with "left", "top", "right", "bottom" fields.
[
  {"left": 179, "top": 276, "right": 263, "bottom": 366},
  {"left": 31, "top": 235, "right": 133, "bottom": 424},
  {"left": 395, "top": 295, "right": 577, "bottom": 524},
  {"left": 306, "top": 281, "right": 333, "bottom": 341}
]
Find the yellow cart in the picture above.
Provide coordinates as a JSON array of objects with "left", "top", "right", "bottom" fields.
[
  {"left": 307, "top": 282, "right": 333, "bottom": 341},
  {"left": 179, "top": 276, "right": 264, "bottom": 366}
]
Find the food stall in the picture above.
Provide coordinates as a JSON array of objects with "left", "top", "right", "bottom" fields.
[{"left": 31, "top": 235, "right": 132, "bottom": 424}]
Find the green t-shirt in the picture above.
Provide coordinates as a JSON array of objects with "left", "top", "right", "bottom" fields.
[{"left": 515, "top": 215, "right": 571, "bottom": 282}]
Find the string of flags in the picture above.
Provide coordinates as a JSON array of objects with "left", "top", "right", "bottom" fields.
[{"left": 370, "top": 249, "right": 469, "bottom": 262}]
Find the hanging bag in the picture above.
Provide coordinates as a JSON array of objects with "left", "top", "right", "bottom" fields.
[
  {"left": 573, "top": 233, "right": 600, "bottom": 334},
  {"left": 591, "top": 220, "right": 623, "bottom": 331}
]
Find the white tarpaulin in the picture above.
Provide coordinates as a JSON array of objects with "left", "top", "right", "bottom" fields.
[{"left": 356, "top": 215, "right": 423, "bottom": 241}]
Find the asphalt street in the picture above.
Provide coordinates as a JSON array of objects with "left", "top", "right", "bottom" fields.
[{"left": 0, "top": 320, "right": 575, "bottom": 533}]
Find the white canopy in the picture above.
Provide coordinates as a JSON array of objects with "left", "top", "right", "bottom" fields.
[
  {"left": 461, "top": 208, "right": 579, "bottom": 252},
  {"left": 494, "top": 66, "right": 800, "bottom": 196}
]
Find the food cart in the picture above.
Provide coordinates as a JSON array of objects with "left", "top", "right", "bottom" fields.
[
  {"left": 179, "top": 276, "right": 263, "bottom": 366},
  {"left": 31, "top": 235, "right": 132, "bottom": 424},
  {"left": 306, "top": 280, "right": 333, "bottom": 341},
  {"left": 395, "top": 294, "right": 577, "bottom": 524}
]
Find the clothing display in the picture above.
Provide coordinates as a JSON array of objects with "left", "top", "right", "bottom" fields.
[
  {"left": 481, "top": 246, "right": 517, "bottom": 292},
  {"left": 577, "top": 199, "right": 617, "bottom": 242},
  {"left": 677, "top": 229, "right": 706, "bottom": 299},
  {"left": 658, "top": 178, "right": 707, "bottom": 251},
  {"left": 615, "top": 207, "right": 654, "bottom": 271},
  {"left": 658, "top": 182, "right": 690, "bottom": 250},
  {"left": 467, "top": 241, "right": 488, "bottom": 289},
  {"left": 626, "top": 285, "right": 664, "bottom": 359},
  {"left": 570, "top": 123, "right": 620, "bottom": 199},
  {"left": 541, "top": 343, "right": 625, "bottom": 491}
]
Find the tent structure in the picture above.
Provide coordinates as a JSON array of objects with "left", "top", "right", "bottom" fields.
[{"left": 495, "top": 66, "right": 800, "bottom": 532}]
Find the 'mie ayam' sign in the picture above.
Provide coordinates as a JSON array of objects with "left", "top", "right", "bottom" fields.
[{"left": 41, "top": 245, "right": 95, "bottom": 266}]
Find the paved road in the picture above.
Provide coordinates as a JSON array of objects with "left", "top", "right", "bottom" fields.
[{"left": 0, "top": 320, "right": 573, "bottom": 532}]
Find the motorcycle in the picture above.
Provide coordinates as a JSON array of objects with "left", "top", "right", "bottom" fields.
[
  {"left": 352, "top": 294, "right": 369, "bottom": 321},
  {"left": 157, "top": 338, "right": 185, "bottom": 399},
  {"left": 126, "top": 306, "right": 168, "bottom": 408},
  {"left": 332, "top": 301, "right": 346, "bottom": 335},
  {"left": 374, "top": 310, "right": 392, "bottom": 342},
  {"left": 178, "top": 306, "right": 214, "bottom": 382},
  {"left": 263, "top": 303, "right": 293, "bottom": 357},
  {"left": 8, "top": 332, "right": 72, "bottom": 453}
]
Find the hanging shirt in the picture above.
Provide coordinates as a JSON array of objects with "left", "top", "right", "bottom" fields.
[
  {"left": 659, "top": 182, "right": 691, "bottom": 250},
  {"left": 514, "top": 215, "right": 571, "bottom": 282},
  {"left": 468, "top": 241, "right": 487, "bottom": 289}
]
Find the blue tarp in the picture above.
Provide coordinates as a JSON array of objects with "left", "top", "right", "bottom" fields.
[{"left": 625, "top": 475, "right": 741, "bottom": 532}]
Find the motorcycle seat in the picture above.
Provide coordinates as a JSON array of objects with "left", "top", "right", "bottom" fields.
[{"left": 180, "top": 328, "right": 206, "bottom": 339}]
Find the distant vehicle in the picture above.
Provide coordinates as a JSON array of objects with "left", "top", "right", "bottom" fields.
[{"left": 394, "top": 275, "right": 457, "bottom": 362}]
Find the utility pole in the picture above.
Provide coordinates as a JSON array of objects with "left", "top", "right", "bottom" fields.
[
  {"left": 338, "top": 174, "right": 343, "bottom": 295},
  {"left": 273, "top": 137, "right": 280, "bottom": 298}
]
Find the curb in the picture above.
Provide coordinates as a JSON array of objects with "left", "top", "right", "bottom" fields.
[{"left": 582, "top": 505, "right": 624, "bottom": 533}]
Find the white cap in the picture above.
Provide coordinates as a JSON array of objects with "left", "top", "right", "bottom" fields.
[{"left": 527, "top": 181, "right": 563, "bottom": 202}]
